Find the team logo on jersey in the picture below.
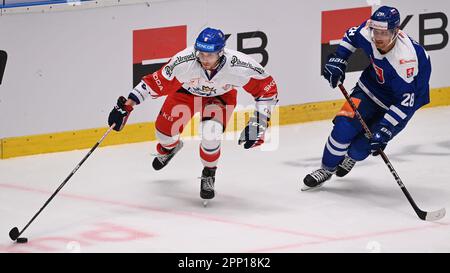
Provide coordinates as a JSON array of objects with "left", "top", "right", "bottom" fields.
[
  {"left": 321, "top": 7, "right": 372, "bottom": 75},
  {"left": 406, "top": 67, "right": 415, "bottom": 78},
  {"left": 189, "top": 86, "right": 217, "bottom": 96},
  {"left": 133, "top": 25, "right": 187, "bottom": 87},
  {"left": 202, "top": 86, "right": 217, "bottom": 94},
  {"left": 370, "top": 56, "right": 385, "bottom": 84}
]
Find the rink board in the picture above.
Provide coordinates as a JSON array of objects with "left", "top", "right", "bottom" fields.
[{"left": 1, "top": 86, "right": 449, "bottom": 159}]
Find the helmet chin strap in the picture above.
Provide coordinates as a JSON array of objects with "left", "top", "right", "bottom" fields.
[
  {"left": 212, "top": 50, "right": 225, "bottom": 69},
  {"left": 385, "top": 29, "right": 400, "bottom": 48}
]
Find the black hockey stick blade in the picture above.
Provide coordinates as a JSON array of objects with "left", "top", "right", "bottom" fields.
[
  {"left": 9, "top": 227, "right": 19, "bottom": 241},
  {"left": 421, "top": 208, "right": 446, "bottom": 221}
]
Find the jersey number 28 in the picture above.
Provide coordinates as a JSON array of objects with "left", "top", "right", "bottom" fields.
[{"left": 401, "top": 93, "right": 415, "bottom": 107}]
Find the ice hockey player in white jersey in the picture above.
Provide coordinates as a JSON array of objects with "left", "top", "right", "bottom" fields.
[
  {"left": 108, "top": 27, "right": 278, "bottom": 201},
  {"left": 303, "top": 6, "right": 431, "bottom": 190}
]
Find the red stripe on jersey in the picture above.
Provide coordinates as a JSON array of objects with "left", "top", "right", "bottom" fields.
[
  {"left": 243, "top": 76, "right": 278, "bottom": 99},
  {"left": 321, "top": 7, "right": 372, "bottom": 44},
  {"left": 142, "top": 70, "right": 183, "bottom": 97}
]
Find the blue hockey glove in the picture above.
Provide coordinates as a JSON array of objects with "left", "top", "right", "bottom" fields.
[
  {"left": 370, "top": 125, "right": 393, "bottom": 156},
  {"left": 323, "top": 53, "right": 348, "bottom": 89}
]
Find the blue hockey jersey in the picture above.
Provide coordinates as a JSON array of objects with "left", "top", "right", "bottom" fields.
[{"left": 335, "top": 20, "right": 432, "bottom": 129}]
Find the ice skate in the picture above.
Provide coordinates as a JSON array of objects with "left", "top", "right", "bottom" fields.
[
  {"left": 302, "top": 168, "right": 333, "bottom": 191},
  {"left": 200, "top": 167, "right": 216, "bottom": 205},
  {"left": 336, "top": 156, "right": 356, "bottom": 177},
  {"left": 152, "top": 141, "right": 184, "bottom": 170}
]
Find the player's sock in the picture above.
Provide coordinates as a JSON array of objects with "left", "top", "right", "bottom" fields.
[{"left": 321, "top": 134, "right": 351, "bottom": 171}]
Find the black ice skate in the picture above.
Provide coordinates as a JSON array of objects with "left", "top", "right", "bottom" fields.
[
  {"left": 302, "top": 168, "right": 333, "bottom": 191},
  {"left": 200, "top": 167, "right": 216, "bottom": 202},
  {"left": 152, "top": 141, "right": 184, "bottom": 171},
  {"left": 336, "top": 156, "right": 356, "bottom": 177}
]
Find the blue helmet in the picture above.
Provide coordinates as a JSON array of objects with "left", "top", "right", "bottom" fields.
[
  {"left": 369, "top": 6, "right": 400, "bottom": 30},
  {"left": 195, "top": 27, "right": 226, "bottom": 53}
]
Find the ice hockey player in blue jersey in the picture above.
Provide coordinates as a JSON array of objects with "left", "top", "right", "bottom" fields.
[{"left": 302, "top": 6, "right": 432, "bottom": 190}]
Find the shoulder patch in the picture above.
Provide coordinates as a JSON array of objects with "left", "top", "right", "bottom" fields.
[
  {"left": 230, "top": 55, "right": 265, "bottom": 74},
  {"left": 164, "top": 52, "right": 196, "bottom": 77}
]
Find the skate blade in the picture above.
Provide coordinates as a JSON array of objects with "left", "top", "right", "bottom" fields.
[
  {"left": 201, "top": 192, "right": 216, "bottom": 207},
  {"left": 301, "top": 183, "right": 324, "bottom": 192}
]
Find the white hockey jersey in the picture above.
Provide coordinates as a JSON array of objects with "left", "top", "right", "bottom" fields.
[{"left": 129, "top": 47, "right": 278, "bottom": 117}]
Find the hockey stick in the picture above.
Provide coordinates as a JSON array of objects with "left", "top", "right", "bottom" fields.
[
  {"left": 9, "top": 124, "right": 116, "bottom": 242},
  {"left": 338, "top": 84, "right": 445, "bottom": 221}
]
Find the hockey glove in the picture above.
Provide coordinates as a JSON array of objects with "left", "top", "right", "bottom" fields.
[
  {"left": 370, "top": 124, "right": 393, "bottom": 156},
  {"left": 238, "top": 112, "right": 268, "bottom": 149},
  {"left": 108, "top": 96, "right": 133, "bottom": 131},
  {"left": 323, "top": 53, "right": 348, "bottom": 89}
]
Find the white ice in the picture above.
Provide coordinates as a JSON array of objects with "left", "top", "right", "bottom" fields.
[{"left": 1, "top": 106, "right": 450, "bottom": 253}]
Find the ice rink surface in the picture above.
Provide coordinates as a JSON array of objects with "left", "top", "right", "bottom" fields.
[{"left": 1, "top": 106, "right": 449, "bottom": 253}]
